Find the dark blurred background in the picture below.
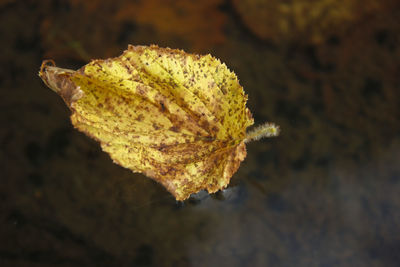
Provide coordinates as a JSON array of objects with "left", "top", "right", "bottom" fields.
[{"left": 1, "top": 0, "right": 400, "bottom": 266}]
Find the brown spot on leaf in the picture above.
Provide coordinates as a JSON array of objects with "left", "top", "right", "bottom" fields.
[
  {"left": 169, "top": 126, "right": 180, "bottom": 132},
  {"left": 136, "top": 114, "right": 144, "bottom": 121},
  {"left": 153, "top": 123, "right": 160, "bottom": 130}
]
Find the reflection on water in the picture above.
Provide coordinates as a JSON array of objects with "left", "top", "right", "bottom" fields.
[{"left": 1, "top": 1, "right": 400, "bottom": 266}]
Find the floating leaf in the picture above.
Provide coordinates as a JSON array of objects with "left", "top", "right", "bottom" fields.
[{"left": 39, "top": 45, "right": 279, "bottom": 200}]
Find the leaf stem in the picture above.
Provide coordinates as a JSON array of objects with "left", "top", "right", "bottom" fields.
[{"left": 244, "top": 122, "right": 280, "bottom": 143}]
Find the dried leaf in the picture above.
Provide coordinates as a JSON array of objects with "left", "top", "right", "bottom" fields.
[
  {"left": 115, "top": 0, "right": 226, "bottom": 50},
  {"left": 39, "top": 45, "right": 279, "bottom": 200},
  {"left": 39, "top": 0, "right": 226, "bottom": 60},
  {"left": 232, "top": 0, "right": 395, "bottom": 44}
]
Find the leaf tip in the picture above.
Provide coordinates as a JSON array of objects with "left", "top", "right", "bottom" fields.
[{"left": 38, "top": 60, "right": 83, "bottom": 106}]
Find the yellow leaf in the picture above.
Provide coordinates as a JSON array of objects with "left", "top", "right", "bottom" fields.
[{"left": 39, "top": 45, "right": 279, "bottom": 201}]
